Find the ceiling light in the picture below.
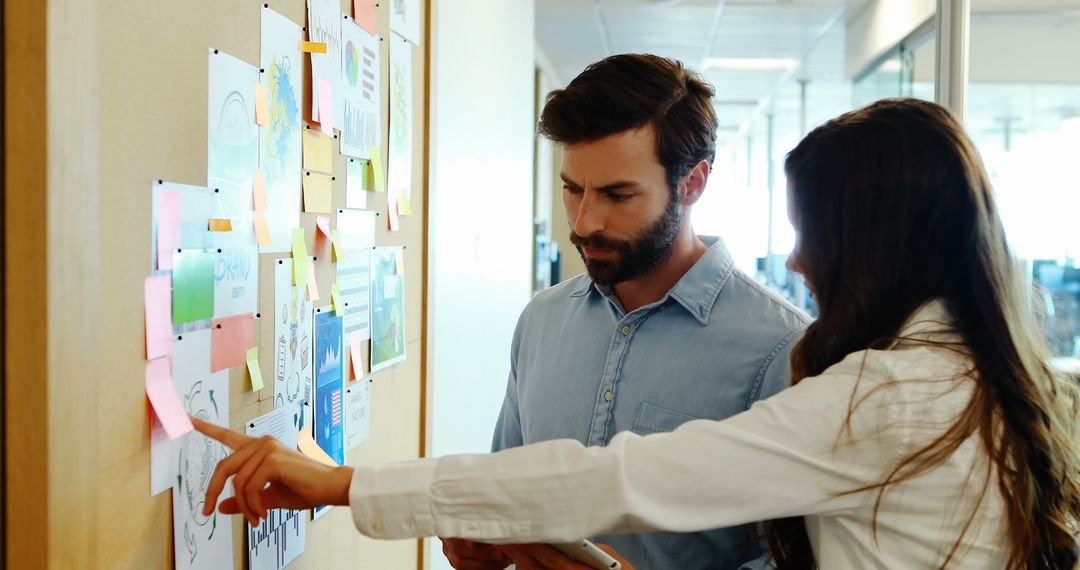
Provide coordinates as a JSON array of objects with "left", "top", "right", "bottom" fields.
[{"left": 703, "top": 58, "right": 798, "bottom": 72}]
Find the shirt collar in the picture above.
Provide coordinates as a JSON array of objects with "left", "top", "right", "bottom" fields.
[{"left": 569, "top": 236, "right": 735, "bottom": 325}]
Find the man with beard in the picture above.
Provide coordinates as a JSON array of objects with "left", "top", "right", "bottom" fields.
[{"left": 441, "top": 54, "right": 809, "bottom": 570}]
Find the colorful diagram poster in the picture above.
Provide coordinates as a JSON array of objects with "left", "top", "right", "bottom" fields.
[
  {"left": 169, "top": 329, "right": 234, "bottom": 570},
  {"left": 208, "top": 49, "right": 259, "bottom": 245},
  {"left": 340, "top": 17, "right": 380, "bottom": 159},
  {"left": 387, "top": 34, "right": 414, "bottom": 212},
  {"left": 306, "top": 0, "right": 344, "bottom": 128},
  {"left": 371, "top": 247, "right": 406, "bottom": 372},
  {"left": 313, "top": 307, "right": 345, "bottom": 519},
  {"left": 274, "top": 260, "right": 314, "bottom": 432},
  {"left": 259, "top": 7, "right": 304, "bottom": 253},
  {"left": 246, "top": 404, "right": 305, "bottom": 570}
]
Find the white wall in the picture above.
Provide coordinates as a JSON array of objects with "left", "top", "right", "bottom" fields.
[
  {"left": 426, "top": 0, "right": 536, "bottom": 567},
  {"left": 845, "top": 0, "right": 935, "bottom": 78}
]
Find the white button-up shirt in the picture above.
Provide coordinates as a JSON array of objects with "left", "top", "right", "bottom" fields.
[{"left": 350, "top": 301, "right": 1007, "bottom": 568}]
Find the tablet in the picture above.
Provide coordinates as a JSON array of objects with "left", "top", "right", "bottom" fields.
[{"left": 552, "top": 539, "right": 622, "bottom": 570}]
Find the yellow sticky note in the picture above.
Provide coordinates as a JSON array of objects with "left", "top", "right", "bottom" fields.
[
  {"left": 369, "top": 146, "right": 385, "bottom": 192},
  {"left": 303, "top": 129, "right": 333, "bottom": 174},
  {"left": 331, "top": 283, "right": 343, "bottom": 316},
  {"left": 253, "top": 169, "right": 268, "bottom": 211},
  {"left": 400, "top": 196, "right": 414, "bottom": 216},
  {"left": 246, "top": 346, "right": 264, "bottom": 391},
  {"left": 253, "top": 213, "right": 272, "bottom": 246},
  {"left": 208, "top": 218, "right": 232, "bottom": 232},
  {"left": 303, "top": 173, "right": 332, "bottom": 213},
  {"left": 298, "top": 428, "right": 338, "bottom": 466},
  {"left": 291, "top": 228, "right": 310, "bottom": 286},
  {"left": 255, "top": 83, "right": 270, "bottom": 126},
  {"left": 331, "top": 229, "right": 347, "bottom": 261},
  {"left": 395, "top": 250, "right": 405, "bottom": 274},
  {"left": 299, "top": 41, "right": 327, "bottom": 53}
]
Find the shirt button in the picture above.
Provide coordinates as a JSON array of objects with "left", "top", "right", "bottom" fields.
[
  {"left": 621, "top": 326, "right": 630, "bottom": 335},
  {"left": 604, "top": 390, "right": 614, "bottom": 401},
  {"left": 371, "top": 520, "right": 384, "bottom": 533}
]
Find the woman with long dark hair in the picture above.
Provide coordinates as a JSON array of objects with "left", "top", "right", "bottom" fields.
[{"left": 194, "top": 98, "right": 1080, "bottom": 569}]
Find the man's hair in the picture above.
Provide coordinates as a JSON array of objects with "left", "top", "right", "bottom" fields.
[{"left": 538, "top": 54, "right": 718, "bottom": 192}]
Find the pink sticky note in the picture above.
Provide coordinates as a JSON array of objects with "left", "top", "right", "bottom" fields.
[
  {"left": 253, "top": 213, "right": 272, "bottom": 246},
  {"left": 315, "top": 215, "right": 332, "bottom": 239},
  {"left": 210, "top": 313, "right": 255, "bottom": 372},
  {"left": 350, "top": 331, "right": 366, "bottom": 381},
  {"left": 318, "top": 78, "right": 334, "bottom": 135},
  {"left": 145, "top": 357, "right": 194, "bottom": 440},
  {"left": 354, "top": 0, "right": 377, "bottom": 35},
  {"left": 307, "top": 263, "right": 320, "bottom": 301},
  {"left": 144, "top": 276, "right": 173, "bottom": 360},
  {"left": 156, "top": 189, "right": 182, "bottom": 270}
]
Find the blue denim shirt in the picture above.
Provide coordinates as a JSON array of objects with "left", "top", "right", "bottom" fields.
[{"left": 492, "top": 237, "right": 810, "bottom": 569}]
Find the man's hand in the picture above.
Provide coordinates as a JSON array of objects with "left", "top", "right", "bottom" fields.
[
  {"left": 497, "top": 543, "right": 634, "bottom": 570},
  {"left": 192, "top": 416, "right": 355, "bottom": 527},
  {"left": 440, "top": 538, "right": 512, "bottom": 570}
]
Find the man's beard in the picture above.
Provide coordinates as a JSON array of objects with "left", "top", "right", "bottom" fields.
[{"left": 570, "top": 194, "right": 681, "bottom": 287}]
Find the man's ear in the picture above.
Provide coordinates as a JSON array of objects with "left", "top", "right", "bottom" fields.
[{"left": 680, "top": 160, "right": 710, "bottom": 206}]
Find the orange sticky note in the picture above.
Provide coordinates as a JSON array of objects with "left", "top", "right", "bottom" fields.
[
  {"left": 387, "top": 189, "right": 400, "bottom": 232},
  {"left": 253, "top": 169, "right": 267, "bottom": 211},
  {"left": 354, "top": 0, "right": 377, "bottom": 34},
  {"left": 300, "top": 41, "right": 327, "bottom": 53},
  {"left": 303, "top": 173, "right": 332, "bottom": 213},
  {"left": 209, "top": 218, "right": 233, "bottom": 232},
  {"left": 369, "top": 146, "right": 385, "bottom": 192},
  {"left": 145, "top": 357, "right": 194, "bottom": 440},
  {"left": 144, "top": 276, "right": 173, "bottom": 360},
  {"left": 210, "top": 312, "right": 255, "bottom": 373},
  {"left": 298, "top": 428, "right": 338, "bottom": 466},
  {"left": 395, "top": 249, "right": 405, "bottom": 274},
  {"left": 315, "top": 215, "right": 333, "bottom": 239},
  {"left": 317, "top": 79, "right": 334, "bottom": 135},
  {"left": 246, "top": 346, "right": 265, "bottom": 391},
  {"left": 255, "top": 82, "right": 270, "bottom": 126},
  {"left": 306, "top": 263, "right": 320, "bottom": 301},
  {"left": 350, "top": 331, "right": 366, "bottom": 381},
  {"left": 253, "top": 213, "right": 272, "bottom": 246}
]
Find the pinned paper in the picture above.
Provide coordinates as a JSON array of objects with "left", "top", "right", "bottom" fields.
[
  {"left": 145, "top": 357, "right": 194, "bottom": 440},
  {"left": 156, "top": 190, "right": 183, "bottom": 270},
  {"left": 331, "top": 283, "right": 343, "bottom": 316},
  {"left": 354, "top": 0, "right": 377, "bottom": 35},
  {"left": 369, "top": 146, "right": 385, "bottom": 192},
  {"left": 253, "top": 213, "right": 272, "bottom": 246},
  {"left": 317, "top": 79, "right": 334, "bottom": 135},
  {"left": 253, "top": 169, "right": 268, "bottom": 211},
  {"left": 211, "top": 312, "right": 255, "bottom": 373},
  {"left": 298, "top": 428, "right": 338, "bottom": 466},
  {"left": 350, "top": 331, "right": 366, "bottom": 380},
  {"left": 291, "top": 228, "right": 310, "bottom": 286},
  {"left": 346, "top": 158, "right": 369, "bottom": 209},
  {"left": 302, "top": 129, "right": 333, "bottom": 174},
  {"left": 331, "top": 229, "right": 347, "bottom": 261},
  {"left": 303, "top": 173, "right": 332, "bottom": 213},
  {"left": 246, "top": 346, "right": 265, "bottom": 391},
  {"left": 144, "top": 276, "right": 173, "bottom": 360},
  {"left": 172, "top": 250, "right": 215, "bottom": 324},
  {"left": 306, "top": 263, "right": 320, "bottom": 301},
  {"left": 209, "top": 218, "right": 233, "bottom": 232},
  {"left": 300, "top": 41, "right": 327, "bottom": 53},
  {"left": 255, "top": 82, "right": 270, "bottom": 126}
]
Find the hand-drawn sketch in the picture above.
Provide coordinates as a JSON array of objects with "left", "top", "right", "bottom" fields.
[
  {"left": 208, "top": 50, "right": 260, "bottom": 245},
  {"left": 275, "top": 260, "right": 314, "bottom": 432}
]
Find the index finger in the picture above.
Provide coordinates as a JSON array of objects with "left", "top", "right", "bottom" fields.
[{"left": 190, "top": 416, "right": 254, "bottom": 450}]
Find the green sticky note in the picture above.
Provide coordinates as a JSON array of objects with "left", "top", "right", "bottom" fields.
[
  {"left": 291, "top": 228, "right": 310, "bottom": 286},
  {"left": 369, "top": 146, "right": 385, "bottom": 192},
  {"left": 246, "top": 346, "right": 264, "bottom": 391},
  {"left": 331, "top": 282, "right": 343, "bottom": 316},
  {"left": 172, "top": 250, "right": 215, "bottom": 324}
]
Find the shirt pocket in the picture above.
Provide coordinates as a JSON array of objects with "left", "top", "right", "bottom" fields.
[{"left": 631, "top": 401, "right": 701, "bottom": 435}]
